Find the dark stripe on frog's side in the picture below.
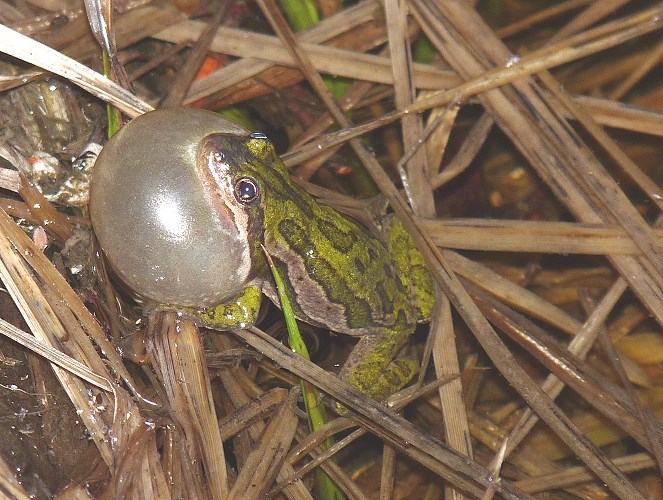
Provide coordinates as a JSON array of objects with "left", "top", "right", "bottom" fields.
[
  {"left": 278, "top": 219, "right": 404, "bottom": 333},
  {"left": 276, "top": 218, "right": 374, "bottom": 329},
  {"left": 269, "top": 250, "right": 375, "bottom": 331},
  {"left": 268, "top": 256, "right": 309, "bottom": 320},
  {"left": 311, "top": 257, "right": 375, "bottom": 328}
]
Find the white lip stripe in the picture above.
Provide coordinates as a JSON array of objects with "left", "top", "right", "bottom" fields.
[{"left": 205, "top": 152, "right": 252, "bottom": 283}]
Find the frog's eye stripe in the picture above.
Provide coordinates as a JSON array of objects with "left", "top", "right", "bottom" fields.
[
  {"left": 249, "top": 132, "right": 268, "bottom": 139},
  {"left": 234, "top": 177, "right": 261, "bottom": 205}
]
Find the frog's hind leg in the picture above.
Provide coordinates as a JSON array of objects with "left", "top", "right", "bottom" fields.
[
  {"left": 339, "top": 331, "right": 418, "bottom": 403},
  {"left": 384, "top": 216, "right": 435, "bottom": 322},
  {"left": 359, "top": 357, "right": 419, "bottom": 402}
]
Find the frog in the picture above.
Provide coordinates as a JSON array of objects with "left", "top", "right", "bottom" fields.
[{"left": 89, "top": 108, "right": 435, "bottom": 403}]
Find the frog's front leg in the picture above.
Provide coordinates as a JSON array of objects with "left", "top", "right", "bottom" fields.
[
  {"left": 187, "top": 286, "right": 263, "bottom": 331},
  {"left": 339, "top": 324, "right": 419, "bottom": 403}
]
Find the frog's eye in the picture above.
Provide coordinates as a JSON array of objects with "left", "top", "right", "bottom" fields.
[
  {"left": 234, "top": 177, "right": 261, "bottom": 205},
  {"left": 249, "top": 132, "right": 268, "bottom": 139}
]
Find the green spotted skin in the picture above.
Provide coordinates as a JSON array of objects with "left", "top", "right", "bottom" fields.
[{"left": 195, "top": 133, "right": 435, "bottom": 401}]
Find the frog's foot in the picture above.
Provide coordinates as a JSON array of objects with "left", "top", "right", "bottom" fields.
[
  {"left": 356, "top": 357, "right": 418, "bottom": 402},
  {"left": 183, "top": 286, "right": 263, "bottom": 331},
  {"left": 334, "top": 357, "right": 418, "bottom": 415},
  {"left": 338, "top": 332, "right": 418, "bottom": 408}
]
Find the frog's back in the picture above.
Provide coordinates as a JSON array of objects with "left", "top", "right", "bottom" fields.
[{"left": 264, "top": 194, "right": 432, "bottom": 336}]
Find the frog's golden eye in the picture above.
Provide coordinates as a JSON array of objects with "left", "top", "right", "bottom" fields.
[{"left": 234, "top": 177, "right": 261, "bottom": 205}]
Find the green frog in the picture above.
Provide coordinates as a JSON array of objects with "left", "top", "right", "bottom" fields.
[{"left": 90, "top": 108, "right": 435, "bottom": 402}]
